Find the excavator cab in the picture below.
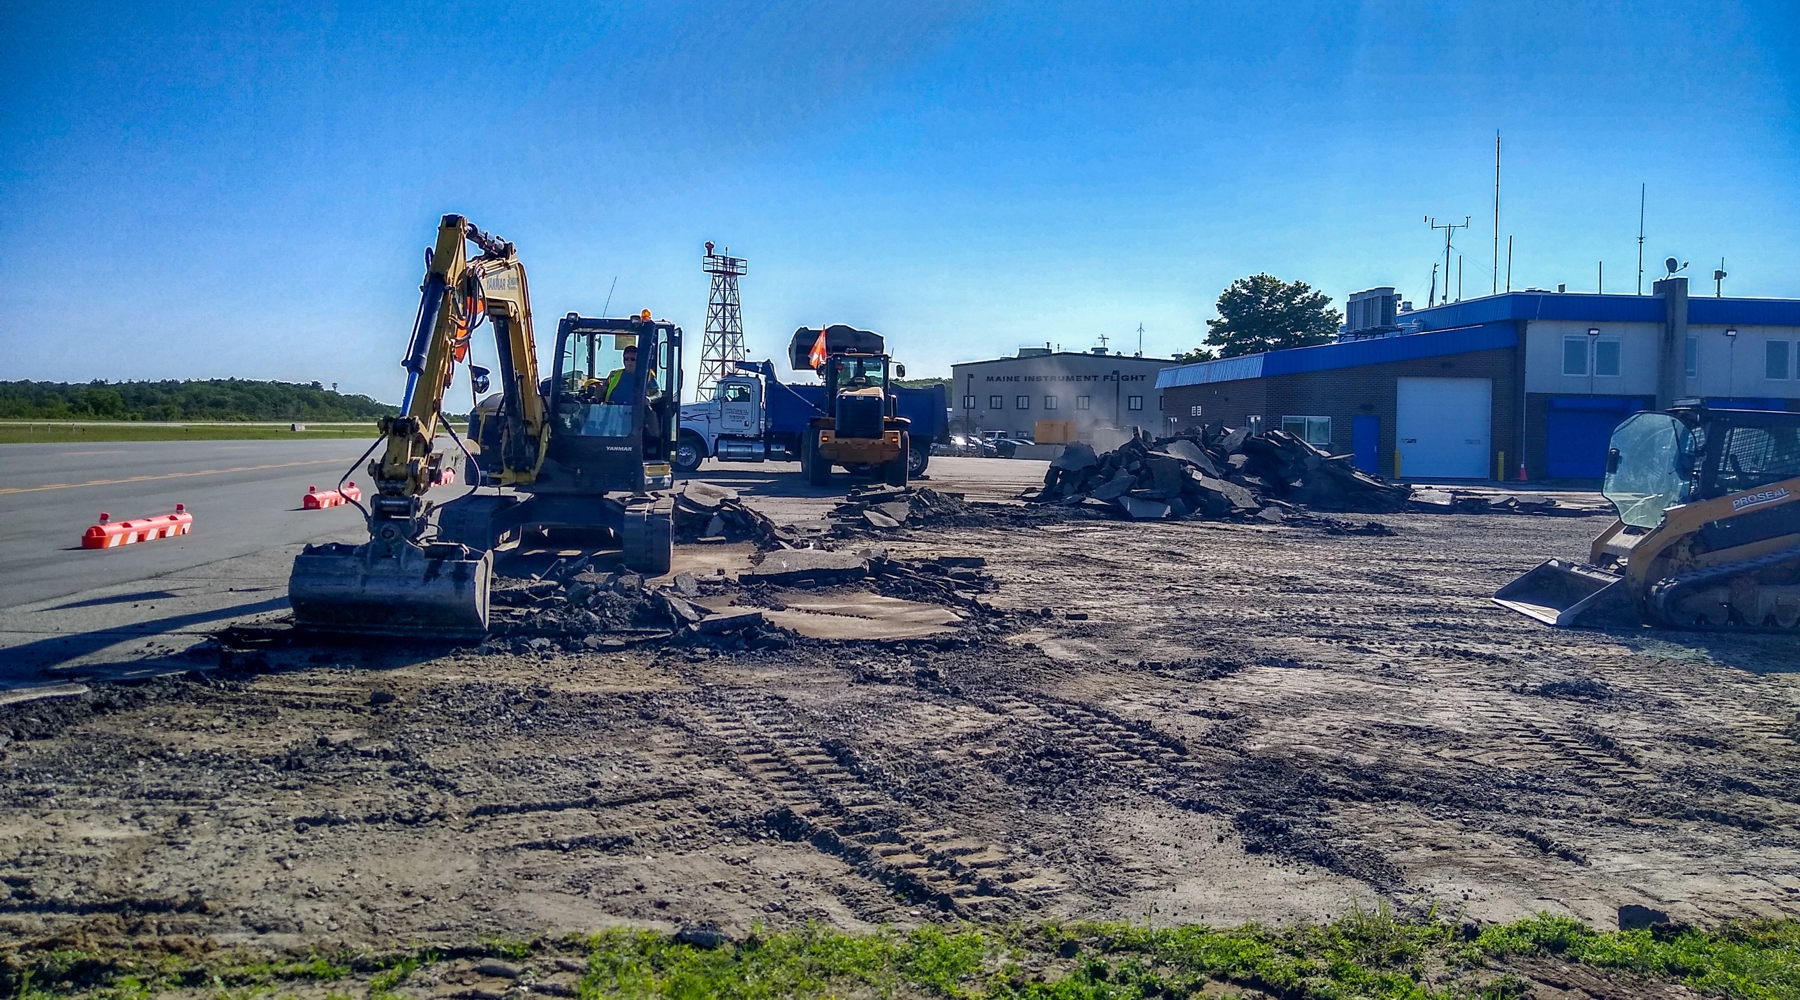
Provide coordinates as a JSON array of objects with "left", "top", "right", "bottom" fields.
[{"left": 545, "top": 313, "right": 679, "bottom": 486}]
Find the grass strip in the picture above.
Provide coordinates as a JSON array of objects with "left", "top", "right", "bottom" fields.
[
  {"left": 0, "top": 424, "right": 382, "bottom": 444},
  {"left": 5, "top": 911, "right": 1798, "bottom": 1000}
]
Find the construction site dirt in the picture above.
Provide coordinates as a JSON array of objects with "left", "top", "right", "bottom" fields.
[{"left": 2, "top": 458, "right": 1796, "bottom": 957}]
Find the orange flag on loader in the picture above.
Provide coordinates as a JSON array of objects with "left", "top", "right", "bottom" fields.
[{"left": 808, "top": 326, "right": 828, "bottom": 369}]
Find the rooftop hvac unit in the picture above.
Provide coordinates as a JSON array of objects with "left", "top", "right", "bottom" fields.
[{"left": 1345, "top": 287, "right": 1400, "bottom": 336}]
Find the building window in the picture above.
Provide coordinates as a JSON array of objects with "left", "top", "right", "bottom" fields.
[
  {"left": 1157, "top": 395, "right": 1164, "bottom": 411},
  {"left": 1282, "top": 415, "right": 1332, "bottom": 447},
  {"left": 1076, "top": 395, "right": 1091, "bottom": 410},
  {"left": 1686, "top": 337, "right": 1699, "bottom": 378},
  {"left": 1189, "top": 404, "right": 1204, "bottom": 417},
  {"left": 962, "top": 394, "right": 976, "bottom": 409},
  {"left": 1127, "top": 395, "right": 1144, "bottom": 411},
  {"left": 1594, "top": 337, "right": 1621, "bottom": 377},
  {"left": 1043, "top": 395, "right": 1058, "bottom": 410},
  {"left": 1016, "top": 395, "right": 1030, "bottom": 410},
  {"left": 1768, "top": 340, "right": 1791, "bottom": 380},
  {"left": 1563, "top": 336, "right": 1589, "bottom": 376},
  {"left": 989, "top": 394, "right": 1004, "bottom": 409},
  {"left": 1245, "top": 415, "right": 1264, "bottom": 435}
]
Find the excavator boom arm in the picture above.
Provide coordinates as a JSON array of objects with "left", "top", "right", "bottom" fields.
[{"left": 375, "top": 215, "right": 547, "bottom": 500}]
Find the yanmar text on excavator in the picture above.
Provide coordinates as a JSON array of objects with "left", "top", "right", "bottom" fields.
[{"left": 287, "top": 215, "right": 679, "bottom": 639}]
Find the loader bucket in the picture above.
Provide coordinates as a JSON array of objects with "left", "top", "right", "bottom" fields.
[
  {"left": 1491, "top": 559, "right": 1624, "bottom": 627},
  {"left": 289, "top": 539, "right": 491, "bottom": 640}
]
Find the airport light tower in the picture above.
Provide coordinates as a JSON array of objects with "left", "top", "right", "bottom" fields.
[{"left": 698, "top": 242, "right": 747, "bottom": 398}]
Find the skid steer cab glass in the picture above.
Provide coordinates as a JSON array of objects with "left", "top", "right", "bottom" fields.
[
  {"left": 1603, "top": 412, "right": 1697, "bottom": 528},
  {"left": 555, "top": 327, "right": 667, "bottom": 439}
]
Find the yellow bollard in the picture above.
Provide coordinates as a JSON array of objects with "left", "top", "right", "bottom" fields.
[
  {"left": 1394, "top": 449, "right": 1402, "bottom": 480},
  {"left": 1497, "top": 450, "right": 1505, "bottom": 482}
]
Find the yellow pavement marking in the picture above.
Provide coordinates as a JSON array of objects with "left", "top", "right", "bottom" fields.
[{"left": 0, "top": 459, "right": 351, "bottom": 495}]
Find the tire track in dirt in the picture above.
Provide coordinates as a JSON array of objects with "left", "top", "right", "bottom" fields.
[
  {"left": 685, "top": 687, "right": 1060, "bottom": 917},
  {"left": 960, "top": 686, "right": 1407, "bottom": 894}
]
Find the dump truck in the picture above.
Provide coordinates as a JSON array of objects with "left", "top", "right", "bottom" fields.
[
  {"left": 674, "top": 325, "right": 947, "bottom": 482},
  {"left": 1494, "top": 401, "right": 1800, "bottom": 629},
  {"left": 287, "top": 214, "right": 680, "bottom": 639}
]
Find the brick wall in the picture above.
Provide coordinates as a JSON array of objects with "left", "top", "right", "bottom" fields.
[{"left": 1163, "top": 346, "right": 1520, "bottom": 480}]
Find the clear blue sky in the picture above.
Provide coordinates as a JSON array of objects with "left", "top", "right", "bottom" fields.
[{"left": 3, "top": 1, "right": 1796, "bottom": 403}]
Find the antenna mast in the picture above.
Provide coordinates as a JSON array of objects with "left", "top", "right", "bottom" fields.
[
  {"left": 1427, "top": 215, "right": 1470, "bottom": 305},
  {"left": 1492, "top": 131, "right": 1501, "bottom": 296},
  {"left": 1636, "top": 184, "right": 1646, "bottom": 295},
  {"left": 699, "top": 242, "right": 748, "bottom": 398}
]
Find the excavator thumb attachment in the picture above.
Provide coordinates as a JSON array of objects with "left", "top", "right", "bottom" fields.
[
  {"left": 289, "top": 539, "right": 491, "bottom": 640},
  {"left": 1492, "top": 559, "right": 1625, "bottom": 627}
]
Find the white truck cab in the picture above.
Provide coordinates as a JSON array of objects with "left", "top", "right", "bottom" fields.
[{"left": 675, "top": 374, "right": 770, "bottom": 472}]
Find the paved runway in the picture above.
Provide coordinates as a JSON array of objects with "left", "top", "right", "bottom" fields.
[{"left": 0, "top": 439, "right": 396, "bottom": 609}]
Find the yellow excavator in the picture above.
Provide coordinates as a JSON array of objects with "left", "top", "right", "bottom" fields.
[
  {"left": 288, "top": 214, "right": 678, "bottom": 638},
  {"left": 1494, "top": 401, "right": 1800, "bottom": 629}
]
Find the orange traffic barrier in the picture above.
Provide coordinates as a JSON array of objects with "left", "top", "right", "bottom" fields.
[
  {"left": 82, "top": 505, "right": 193, "bottom": 549},
  {"left": 302, "top": 481, "right": 363, "bottom": 509}
]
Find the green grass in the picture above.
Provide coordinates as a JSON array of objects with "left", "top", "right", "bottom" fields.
[
  {"left": 0, "top": 422, "right": 382, "bottom": 444},
  {"left": 5, "top": 913, "right": 1799, "bottom": 1000}
]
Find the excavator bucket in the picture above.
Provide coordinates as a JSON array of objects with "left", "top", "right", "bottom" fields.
[
  {"left": 1492, "top": 558, "right": 1625, "bottom": 627},
  {"left": 289, "top": 539, "right": 491, "bottom": 640}
]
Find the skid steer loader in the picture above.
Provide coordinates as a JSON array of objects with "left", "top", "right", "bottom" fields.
[
  {"left": 287, "top": 214, "right": 678, "bottom": 639},
  {"left": 1494, "top": 402, "right": 1800, "bottom": 630}
]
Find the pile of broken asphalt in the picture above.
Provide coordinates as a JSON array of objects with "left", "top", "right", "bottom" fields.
[
  {"left": 484, "top": 546, "right": 1000, "bottom": 655},
  {"left": 1033, "top": 424, "right": 1591, "bottom": 521}
]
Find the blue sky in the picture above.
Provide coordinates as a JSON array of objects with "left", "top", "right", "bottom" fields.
[{"left": 3, "top": 1, "right": 1796, "bottom": 403}]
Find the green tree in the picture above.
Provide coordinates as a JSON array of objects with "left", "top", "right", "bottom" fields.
[
  {"left": 1186, "top": 273, "right": 1342, "bottom": 360},
  {"left": 1172, "top": 346, "right": 1217, "bottom": 364}
]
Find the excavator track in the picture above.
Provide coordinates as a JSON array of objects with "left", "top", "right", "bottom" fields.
[{"left": 1646, "top": 544, "right": 1800, "bottom": 631}]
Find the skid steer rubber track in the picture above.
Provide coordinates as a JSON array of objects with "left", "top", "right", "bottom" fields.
[{"left": 1647, "top": 544, "right": 1800, "bottom": 630}]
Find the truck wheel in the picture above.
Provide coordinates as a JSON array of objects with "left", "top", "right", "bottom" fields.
[
  {"left": 884, "top": 433, "right": 910, "bottom": 487},
  {"left": 908, "top": 444, "right": 930, "bottom": 477},
  {"left": 672, "top": 432, "right": 705, "bottom": 475},
  {"left": 805, "top": 431, "right": 832, "bottom": 487}
]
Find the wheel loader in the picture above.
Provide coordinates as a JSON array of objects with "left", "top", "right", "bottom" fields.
[
  {"left": 287, "top": 214, "right": 679, "bottom": 639},
  {"left": 1494, "top": 401, "right": 1800, "bottom": 630}
]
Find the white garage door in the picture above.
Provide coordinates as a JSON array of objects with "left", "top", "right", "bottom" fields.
[{"left": 1396, "top": 377, "right": 1491, "bottom": 479}]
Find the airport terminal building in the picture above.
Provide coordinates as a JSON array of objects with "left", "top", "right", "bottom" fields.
[
  {"left": 951, "top": 346, "right": 1177, "bottom": 443},
  {"left": 1156, "top": 277, "right": 1800, "bottom": 481}
]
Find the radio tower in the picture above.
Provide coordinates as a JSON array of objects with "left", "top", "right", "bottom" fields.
[{"left": 698, "top": 241, "right": 747, "bottom": 398}]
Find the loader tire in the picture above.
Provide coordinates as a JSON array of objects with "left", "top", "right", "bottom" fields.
[
  {"left": 805, "top": 430, "right": 832, "bottom": 487},
  {"left": 884, "top": 433, "right": 910, "bottom": 488}
]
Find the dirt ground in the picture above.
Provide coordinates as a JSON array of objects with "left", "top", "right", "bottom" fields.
[{"left": 3, "top": 459, "right": 1798, "bottom": 957}]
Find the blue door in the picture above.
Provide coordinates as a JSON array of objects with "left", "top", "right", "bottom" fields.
[
  {"left": 1352, "top": 415, "right": 1380, "bottom": 473},
  {"left": 1545, "top": 397, "right": 1643, "bottom": 479}
]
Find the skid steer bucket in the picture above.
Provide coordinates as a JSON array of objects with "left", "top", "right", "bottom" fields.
[
  {"left": 1492, "top": 559, "right": 1624, "bottom": 627},
  {"left": 289, "top": 539, "right": 491, "bottom": 639}
]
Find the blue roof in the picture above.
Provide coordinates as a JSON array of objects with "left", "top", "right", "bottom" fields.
[
  {"left": 1158, "top": 287, "right": 1800, "bottom": 389},
  {"left": 1157, "top": 322, "right": 1517, "bottom": 388},
  {"left": 1403, "top": 290, "right": 1800, "bottom": 331}
]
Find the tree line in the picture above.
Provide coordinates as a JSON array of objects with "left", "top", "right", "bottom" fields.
[{"left": 0, "top": 379, "right": 397, "bottom": 422}]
